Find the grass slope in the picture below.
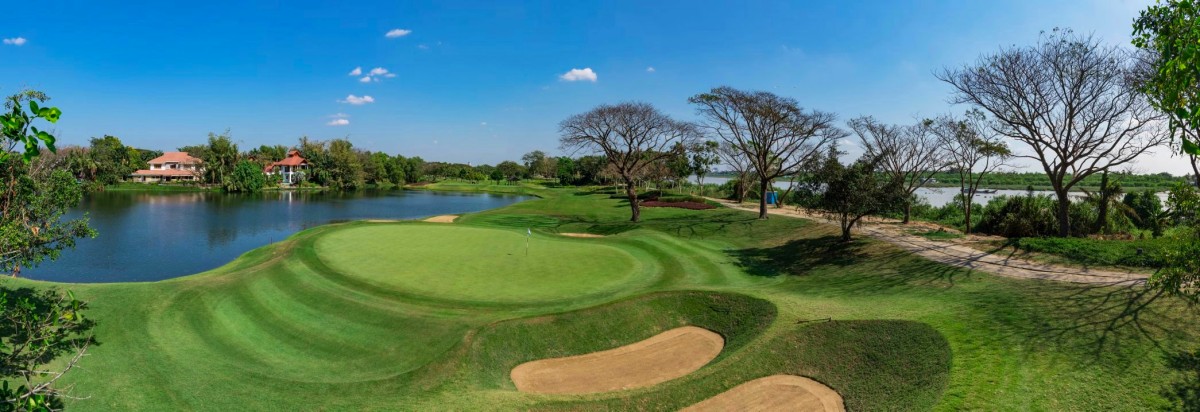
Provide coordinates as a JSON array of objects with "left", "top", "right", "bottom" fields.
[{"left": 5, "top": 181, "right": 1193, "bottom": 410}]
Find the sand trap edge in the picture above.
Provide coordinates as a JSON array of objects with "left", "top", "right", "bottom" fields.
[{"left": 682, "top": 374, "right": 845, "bottom": 412}]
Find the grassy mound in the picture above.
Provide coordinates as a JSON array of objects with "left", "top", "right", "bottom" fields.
[{"left": 315, "top": 224, "right": 648, "bottom": 305}]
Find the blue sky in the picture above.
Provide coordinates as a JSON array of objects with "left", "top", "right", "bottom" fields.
[{"left": 2, "top": 0, "right": 1189, "bottom": 173}]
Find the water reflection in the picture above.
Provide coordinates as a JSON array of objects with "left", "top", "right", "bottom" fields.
[{"left": 26, "top": 189, "right": 531, "bottom": 283}]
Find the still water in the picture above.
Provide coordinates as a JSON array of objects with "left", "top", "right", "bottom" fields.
[{"left": 25, "top": 190, "right": 532, "bottom": 283}]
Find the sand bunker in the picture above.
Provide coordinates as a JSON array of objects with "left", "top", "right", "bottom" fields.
[
  {"left": 511, "top": 326, "right": 723, "bottom": 394},
  {"left": 422, "top": 215, "right": 458, "bottom": 223},
  {"left": 558, "top": 232, "right": 605, "bottom": 238},
  {"left": 683, "top": 375, "right": 845, "bottom": 412}
]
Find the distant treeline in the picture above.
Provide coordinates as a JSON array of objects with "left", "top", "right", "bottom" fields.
[{"left": 921, "top": 171, "right": 1190, "bottom": 191}]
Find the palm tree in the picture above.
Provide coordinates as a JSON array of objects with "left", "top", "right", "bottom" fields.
[{"left": 1082, "top": 169, "right": 1139, "bottom": 234}]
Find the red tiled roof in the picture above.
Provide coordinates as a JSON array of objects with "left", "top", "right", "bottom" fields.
[
  {"left": 147, "top": 152, "right": 202, "bottom": 165},
  {"left": 269, "top": 150, "right": 307, "bottom": 167},
  {"left": 131, "top": 169, "right": 200, "bottom": 177}
]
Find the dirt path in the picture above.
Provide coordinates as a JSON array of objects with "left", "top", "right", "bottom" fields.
[
  {"left": 716, "top": 200, "right": 1149, "bottom": 285},
  {"left": 510, "top": 326, "right": 724, "bottom": 394},
  {"left": 683, "top": 375, "right": 845, "bottom": 412}
]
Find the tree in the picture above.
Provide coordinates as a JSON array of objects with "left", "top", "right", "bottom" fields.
[
  {"left": 575, "top": 155, "right": 607, "bottom": 185},
  {"left": 495, "top": 161, "right": 525, "bottom": 182},
  {"left": 555, "top": 157, "right": 577, "bottom": 184},
  {"left": 795, "top": 148, "right": 906, "bottom": 241},
  {"left": 690, "top": 87, "right": 842, "bottom": 219},
  {"left": 1134, "top": 0, "right": 1200, "bottom": 188},
  {"left": 938, "top": 29, "right": 1169, "bottom": 236},
  {"left": 224, "top": 160, "right": 268, "bottom": 192},
  {"left": 1124, "top": 189, "right": 1167, "bottom": 237},
  {"left": 849, "top": 116, "right": 946, "bottom": 223},
  {"left": 521, "top": 150, "right": 550, "bottom": 178},
  {"left": 930, "top": 110, "right": 1012, "bottom": 233},
  {"left": 200, "top": 131, "right": 239, "bottom": 187},
  {"left": 87, "top": 136, "right": 136, "bottom": 185},
  {"left": 559, "top": 102, "right": 698, "bottom": 222},
  {"left": 688, "top": 140, "right": 720, "bottom": 196},
  {"left": 0, "top": 91, "right": 95, "bottom": 410},
  {"left": 326, "top": 139, "right": 364, "bottom": 190}
]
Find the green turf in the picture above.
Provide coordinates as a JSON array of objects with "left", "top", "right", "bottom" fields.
[
  {"left": 314, "top": 224, "right": 648, "bottom": 305},
  {"left": 5, "top": 182, "right": 1194, "bottom": 411}
]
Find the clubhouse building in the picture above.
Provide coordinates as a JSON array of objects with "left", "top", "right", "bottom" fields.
[{"left": 130, "top": 152, "right": 204, "bottom": 183}]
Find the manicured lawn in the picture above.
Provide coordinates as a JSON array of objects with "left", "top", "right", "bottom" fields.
[
  {"left": 314, "top": 224, "right": 650, "bottom": 305},
  {"left": 7, "top": 182, "right": 1194, "bottom": 410}
]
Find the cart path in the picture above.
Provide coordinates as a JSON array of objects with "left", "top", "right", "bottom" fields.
[{"left": 715, "top": 200, "right": 1150, "bottom": 285}]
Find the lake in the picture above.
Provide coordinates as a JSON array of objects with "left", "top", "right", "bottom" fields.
[
  {"left": 24, "top": 190, "right": 533, "bottom": 283},
  {"left": 699, "top": 176, "right": 1169, "bottom": 206}
]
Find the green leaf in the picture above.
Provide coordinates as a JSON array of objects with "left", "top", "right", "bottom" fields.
[
  {"left": 28, "top": 100, "right": 39, "bottom": 113},
  {"left": 42, "top": 107, "right": 61, "bottom": 123},
  {"left": 1183, "top": 137, "right": 1200, "bottom": 156},
  {"left": 1175, "top": 107, "right": 1191, "bottom": 119}
]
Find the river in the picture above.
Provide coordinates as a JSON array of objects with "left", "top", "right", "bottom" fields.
[{"left": 24, "top": 189, "right": 532, "bottom": 283}]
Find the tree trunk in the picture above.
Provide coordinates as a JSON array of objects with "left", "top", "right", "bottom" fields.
[
  {"left": 625, "top": 179, "right": 640, "bottom": 222},
  {"left": 758, "top": 179, "right": 769, "bottom": 219},
  {"left": 963, "top": 199, "right": 973, "bottom": 235},
  {"left": 841, "top": 213, "right": 853, "bottom": 241},
  {"left": 1054, "top": 189, "right": 1071, "bottom": 237},
  {"left": 902, "top": 201, "right": 912, "bottom": 224},
  {"left": 1094, "top": 170, "right": 1109, "bottom": 234}
]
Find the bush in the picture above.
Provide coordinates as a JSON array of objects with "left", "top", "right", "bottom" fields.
[{"left": 976, "top": 195, "right": 1059, "bottom": 237}]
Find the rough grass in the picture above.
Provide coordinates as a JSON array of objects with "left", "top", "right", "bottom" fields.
[{"left": 11, "top": 183, "right": 1195, "bottom": 411}]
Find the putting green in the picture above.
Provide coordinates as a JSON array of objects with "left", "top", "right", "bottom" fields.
[{"left": 315, "top": 224, "right": 645, "bottom": 304}]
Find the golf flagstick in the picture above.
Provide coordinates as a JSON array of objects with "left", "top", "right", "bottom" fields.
[{"left": 526, "top": 228, "right": 531, "bottom": 256}]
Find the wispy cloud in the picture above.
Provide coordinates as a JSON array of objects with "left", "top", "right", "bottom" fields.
[
  {"left": 327, "top": 118, "right": 350, "bottom": 126},
  {"left": 338, "top": 95, "right": 375, "bottom": 105},
  {"left": 3, "top": 37, "right": 27, "bottom": 46},
  {"left": 646, "top": 67, "right": 656, "bottom": 73},
  {"left": 385, "top": 29, "right": 412, "bottom": 38},
  {"left": 354, "top": 67, "right": 395, "bottom": 83},
  {"left": 330, "top": 113, "right": 349, "bottom": 118},
  {"left": 418, "top": 44, "right": 429, "bottom": 50},
  {"left": 369, "top": 67, "right": 389, "bottom": 76},
  {"left": 348, "top": 67, "right": 362, "bottom": 76},
  {"left": 359, "top": 76, "right": 372, "bottom": 83},
  {"left": 559, "top": 68, "right": 597, "bottom": 82}
]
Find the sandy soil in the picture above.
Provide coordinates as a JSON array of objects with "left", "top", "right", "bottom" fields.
[
  {"left": 558, "top": 232, "right": 605, "bottom": 238},
  {"left": 713, "top": 200, "right": 1149, "bottom": 285},
  {"left": 422, "top": 215, "right": 459, "bottom": 223},
  {"left": 510, "top": 326, "right": 724, "bottom": 394},
  {"left": 683, "top": 375, "right": 845, "bottom": 412}
]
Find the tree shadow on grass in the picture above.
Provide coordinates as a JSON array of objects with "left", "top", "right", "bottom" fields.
[
  {"left": 731, "top": 235, "right": 872, "bottom": 277},
  {"left": 1165, "top": 348, "right": 1200, "bottom": 411}
]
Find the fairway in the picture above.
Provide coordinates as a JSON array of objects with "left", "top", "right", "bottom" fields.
[
  {"left": 23, "top": 186, "right": 1196, "bottom": 411},
  {"left": 314, "top": 224, "right": 646, "bottom": 304}
]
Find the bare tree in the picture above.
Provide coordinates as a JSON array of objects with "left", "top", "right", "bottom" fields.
[
  {"left": 716, "top": 142, "right": 753, "bottom": 203},
  {"left": 690, "top": 87, "right": 843, "bottom": 219},
  {"left": 930, "top": 110, "right": 1013, "bottom": 233},
  {"left": 937, "top": 29, "right": 1169, "bottom": 236},
  {"left": 848, "top": 116, "right": 947, "bottom": 223},
  {"left": 559, "top": 102, "right": 698, "bottom": 222}
]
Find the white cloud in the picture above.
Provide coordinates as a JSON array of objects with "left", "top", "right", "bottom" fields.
[
  {"left": 646, "top": 66, "right": 655, "bottom": 73},
  {"left": 369, "top": 67, "right": 389, "bottom": 76},
  {"left": 559, "top": 68, "right": 598, "bottom": 82},
  {"left": 327, "top": 118, "right": 350, "bottom": 126},
  {"left": 3, "top": 37, "right": 26, "bottom": 46},
  {"left": 348, "top": 66, "right": 362, "bottom": 76},
  {"left": 359, "top": 76, "right": 372, "bottom": 83},
  {"left": 338, "top": 95, "right": 375, "bottom": 105},
  {"left": 330, "top": 113, "right": 349, "bottom": 118},
  {"left": 385, "top": 29, "right": 412, "bottom": 38}
]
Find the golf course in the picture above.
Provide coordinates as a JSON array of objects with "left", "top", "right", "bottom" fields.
[{"left": 10, "top": 184, "right": 1198, "bottom": 410}]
